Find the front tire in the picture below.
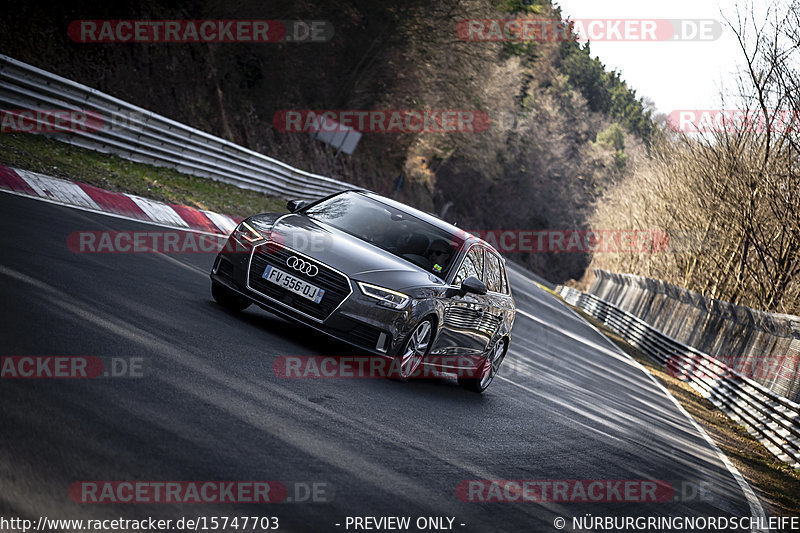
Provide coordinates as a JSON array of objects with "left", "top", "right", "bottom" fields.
[
  {"left": 458, "top": 339, "right": 506, "bottom": 393},
  {"left": 212, "top": 281, "right": 251, "bottom": 312},
  {"left": 391, "top": 318, "right": 434, "bottom": 381}
]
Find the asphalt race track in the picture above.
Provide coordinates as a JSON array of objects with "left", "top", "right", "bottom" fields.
[{"left": 0, "top": 191, "right": 762, "bottom": 532}]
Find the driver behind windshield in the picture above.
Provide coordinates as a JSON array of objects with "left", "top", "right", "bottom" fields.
[{"left": 426, "top": 239, "right": 453, "bottom": 274}]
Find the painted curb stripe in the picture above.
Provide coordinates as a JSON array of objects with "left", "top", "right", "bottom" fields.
[
  {"left": 128, "top": 195, "right": 189, "bottom": 228},
  {"left": 0, "top": 166, "right": 36, "bottom": 195},
  {"left": 17, "top": 169, "right": 102, "bottom": 211},
  {"left": 171, "top": 204, "right": 219, "bottom": 233},
  {"left": 202, "top": 210, "right": 238, "bottom": 235},
  {"left": 0, "top": 164, "right": 249, "bottom": 238},
  {"left": 78, "top": 182, "right": 148, "bottom": 220}
]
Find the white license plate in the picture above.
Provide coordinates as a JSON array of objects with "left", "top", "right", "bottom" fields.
[{"left": 262, "top": 265, "right": 325, "bottom": 304}]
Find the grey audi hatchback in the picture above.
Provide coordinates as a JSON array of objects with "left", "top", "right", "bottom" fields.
[{"left": 210, "top": 190, "right": 516, "bottom": 392}]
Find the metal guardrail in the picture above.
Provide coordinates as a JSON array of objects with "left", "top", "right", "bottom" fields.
[
  {"left": 558, "top": 285, "right": 800, "bottom": 469},
  {"left": 589, "top": 269, "right": 800, "bottom": 403},
  {"left": 0, "top": 55, "right": 352, "bottom": 201}
]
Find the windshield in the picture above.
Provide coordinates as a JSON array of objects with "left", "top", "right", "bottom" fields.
[{"left": 304, "top": 192, "right": 463, "bottom": 279}]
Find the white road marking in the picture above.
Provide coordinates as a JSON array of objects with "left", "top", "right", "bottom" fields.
[{"left": 551, "top": 289, "right": 770, "bottom": 530}]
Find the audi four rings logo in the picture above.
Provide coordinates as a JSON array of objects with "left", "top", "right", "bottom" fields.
[{"left": 286, "top": 256, "right": 318, "bottom": 277}]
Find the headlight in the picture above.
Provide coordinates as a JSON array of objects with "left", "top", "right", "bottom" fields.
[
  {"left": 232, "top": 221, "right": 266, "bottom": 245},
  {"left": 357, "top": 282, "right": 410, "bottom": 310}
]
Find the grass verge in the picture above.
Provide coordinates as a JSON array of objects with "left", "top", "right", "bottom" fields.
[
  {"left": 566, "top": 303, "right": 800, "bottom": 519},
  {"left": 0, "top": 133, "right": 286, "bottom": 218}
]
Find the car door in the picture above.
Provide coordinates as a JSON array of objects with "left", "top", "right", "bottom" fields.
[
  {"left": 433, "top": 245, "right": 493, "bottom": 356},
  {"left": 483, "top": 251, "right": 513, "bottom": 340}
]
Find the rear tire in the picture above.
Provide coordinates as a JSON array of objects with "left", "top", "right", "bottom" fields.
[
  {"left": 458, "top": 339, "right": 506, "bottom": 393},
  {"left": 212, "top": 281, "right": 251, "bottom": 312}
]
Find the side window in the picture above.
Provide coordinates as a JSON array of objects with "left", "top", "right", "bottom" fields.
[
  {"left": 486, "top": 253, "right": 502, "bottom": 293},
  {"left": 500, "top": 262, "right": 509, "bottom": 294},
  {"left": 454, "top": 247, "right": 484, "bottom": 285}
]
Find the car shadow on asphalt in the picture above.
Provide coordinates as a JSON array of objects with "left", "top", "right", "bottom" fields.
[{"left": 204, "top": 299, "right": 491, "bottom": 400}]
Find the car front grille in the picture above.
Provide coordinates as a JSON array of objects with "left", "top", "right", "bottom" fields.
[{"left": 247, "top": 241, "right": 352, "bottom": 322}]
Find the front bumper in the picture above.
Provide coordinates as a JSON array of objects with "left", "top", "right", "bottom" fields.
[{"left": 211, "top": 246, "right": 415, "bottom": 357}]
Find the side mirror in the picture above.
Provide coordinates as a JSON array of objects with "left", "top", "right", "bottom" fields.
[
  {"left": 286, "top": 199, "right": 307, "bottom": 213},
  {"left": 461, "top": 276, "right": 488, "bottom": 295}
]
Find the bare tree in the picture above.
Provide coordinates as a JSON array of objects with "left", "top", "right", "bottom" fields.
[{"left": 586, "top": 0, "right": 800, "bottom": 314}]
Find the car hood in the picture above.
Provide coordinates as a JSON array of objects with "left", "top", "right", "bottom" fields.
[{"left": 253, "top": 213, "right": 446, "bottom": 290}]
